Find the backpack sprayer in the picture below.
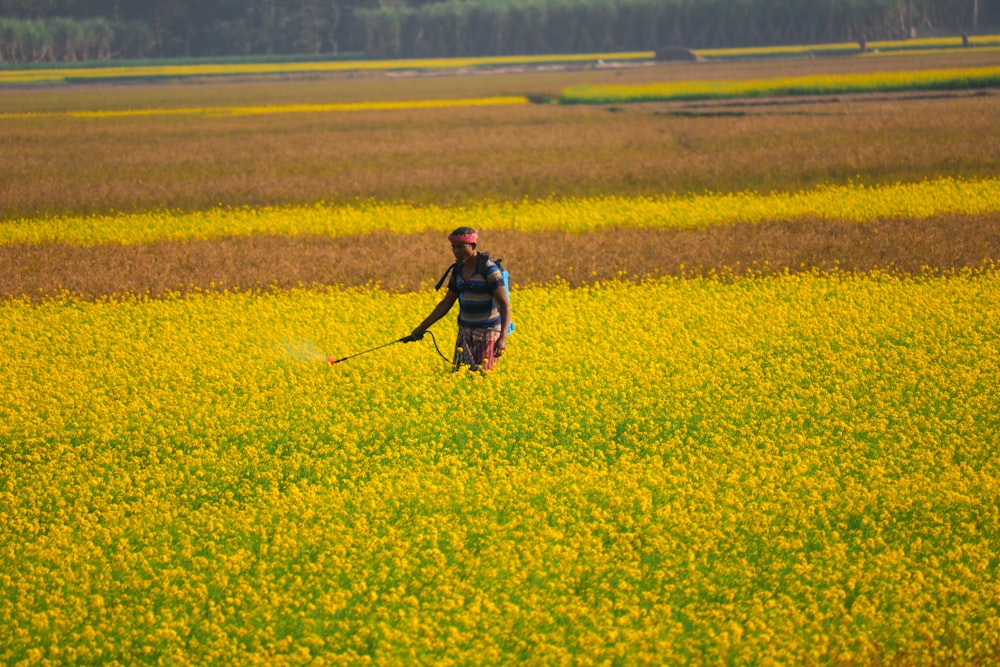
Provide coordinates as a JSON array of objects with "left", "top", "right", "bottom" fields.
[{"left": 436, "top": 252, "right": 515, "bottom": 335}]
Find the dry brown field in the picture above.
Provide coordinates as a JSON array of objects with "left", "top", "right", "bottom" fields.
[
  {"left": 2, "top": 48, "right": 999, "bottom": 299},
  {"left": 3, "top": 214, "right": 998, "bottom": 301}
]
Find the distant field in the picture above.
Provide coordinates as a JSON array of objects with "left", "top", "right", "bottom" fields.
[
  {"left": 3, "top": 44, "right": 999, "bottom": 295},
  {"left": 559, "top": 65, "right": 1000, "bottom": 104},
  {"left": 0, "top": 51, "right": 654, "bottom": 85},
  {"left": 2, "top": 45, "right": 999, "bottom": 220},
  {"left": 1, "top": 34, "right": 998, "bottom": 85}
]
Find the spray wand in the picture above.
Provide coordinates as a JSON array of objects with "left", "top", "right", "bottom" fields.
[{"left": 327, "top": 330, "right": 450, "bottom": 365}]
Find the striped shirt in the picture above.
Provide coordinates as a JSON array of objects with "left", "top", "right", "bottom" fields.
[{"left": 449, "top": 256, "right": 503, "bottom": 330}]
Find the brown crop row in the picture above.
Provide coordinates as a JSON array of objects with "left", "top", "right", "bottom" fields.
[{"left": 4, "top": 213, "right": 998, "bottom": 301}]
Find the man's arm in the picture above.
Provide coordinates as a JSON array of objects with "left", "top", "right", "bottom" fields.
[{"left": 410, "top": 289, "right": 459, "bottom": 339}]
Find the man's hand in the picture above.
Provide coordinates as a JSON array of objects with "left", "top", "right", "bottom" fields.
[
  {"left": 402, "top": 330, "right": 425, "bottom": 343},
  {"left": 495, "top": 333, "right": 507, "bottom": 356}
]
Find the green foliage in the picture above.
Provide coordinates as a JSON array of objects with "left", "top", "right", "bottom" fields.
[
  {"left": 2, "top": 0, "right": 998, "bottom": 61},
  {"left": 353, "top": 0, "right": 996, "bottom": 58},
  {"left": 0, "top": 16, "right": 153, "bottom": 61}
]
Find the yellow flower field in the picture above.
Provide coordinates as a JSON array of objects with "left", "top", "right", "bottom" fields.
[
  {"left": 2, "top": 271, "right": 999, "bottom": 664},
  {"left": 3, "top": 176, "right": 998, "bottom": 246},
  {"left": 559, "top": 65, "right": 1000, "bottom": 104},
  {"left": 0, "top": 96, "right": 528, "bottom": 121},
  {"left": 697, "top": 35, "right": 1000, "bottom": 58},
  {"left": 3, "top": 38, "right": 999, "bottom": 663}
]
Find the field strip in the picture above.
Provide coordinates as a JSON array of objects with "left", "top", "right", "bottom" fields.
[
  {"left": 0, "top": 96, "right": 529, "bottom": 119},
  {"left": 3, "top": 177, "right": 998, "bottom": 247},
  {"left": 698, "top": 40, "right": 1000, "bottom": 59},
  {"left": 4, "top": 216, "right": 997, "bottom": 301},
  {"left": 0, "top": 52, "right": 653, "bottom": 85},
  {"left": 560, "top": 65, "right": 1000, "bottom": 103},
  {"left": 865, "top": 45, "right": 1000, "bottom": 58},
  {"left": 2, "top": 36, "right": 998, "bottom": 86}
]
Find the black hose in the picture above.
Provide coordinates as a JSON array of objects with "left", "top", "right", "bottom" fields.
[{"left": 423, "top": 330, "right": 453, "bottom": 364}]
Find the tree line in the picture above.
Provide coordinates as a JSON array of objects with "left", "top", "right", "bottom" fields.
[{"left": 0, "top": 0, "right": 993, "bottom": 63}]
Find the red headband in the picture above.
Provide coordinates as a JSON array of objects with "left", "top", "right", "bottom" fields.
[{"left": 448, "top": 232, "right": 478, "bottom": 244}]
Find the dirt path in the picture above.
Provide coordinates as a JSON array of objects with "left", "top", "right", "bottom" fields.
[{"left": 3, "top": 214, "right": 998, "bottom": 300}]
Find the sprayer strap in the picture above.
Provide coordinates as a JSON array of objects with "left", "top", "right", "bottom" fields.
[
  {"left": 436, "top": 253, "right": 495, "bottom": 291},
  {"left": 435, "top": 263, "right": 456, "bottom": 290}
]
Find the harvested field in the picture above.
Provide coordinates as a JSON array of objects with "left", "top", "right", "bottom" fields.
[
  {"left": 3, "top": 57, "right": 999, "bottom": 220},
  {"left": 3, "top": 213, "right": 998, "bottom": 300}
]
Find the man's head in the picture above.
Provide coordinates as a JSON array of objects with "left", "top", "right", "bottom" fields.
[{"left": 448, "top": 227, "right": 477, "bottom": 262}]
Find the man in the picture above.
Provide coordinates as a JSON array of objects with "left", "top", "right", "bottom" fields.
[{"left": 408, "top": 227, "right": 511, "bottom": 371}]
